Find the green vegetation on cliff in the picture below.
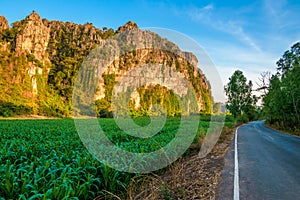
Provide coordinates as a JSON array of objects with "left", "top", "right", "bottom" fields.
[{"left": 0, "top": 12, "right": 213, "bottom": 117}]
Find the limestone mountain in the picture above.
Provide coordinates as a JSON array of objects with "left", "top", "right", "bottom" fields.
[{"left": 0, "top": 12, "right": 212, "bottom": 117}]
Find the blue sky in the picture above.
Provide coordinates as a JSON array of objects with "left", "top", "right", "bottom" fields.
[{"left": 1, "top": 0, "right": 300, "bottom": 101}]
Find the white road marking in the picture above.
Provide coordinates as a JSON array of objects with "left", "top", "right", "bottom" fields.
[
  {"left": 234, "top": 127, "right": 240, "bottom": 200},
  {"left": 268, "top": 135, "right": 274, "bottom": 140}
]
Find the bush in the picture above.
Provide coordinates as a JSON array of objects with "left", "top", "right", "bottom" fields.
[
  {"left": 225, "top": 115, "right": 234, "bottom": 123},
  {"left": 0, "top": 101, "right": 33, "bottom": 117},
  {"left": 200, "top": 114, "right": 211, "bottom": 122},
  {"left": 237, "top": 114, "right": 249, "bottom": 123}
]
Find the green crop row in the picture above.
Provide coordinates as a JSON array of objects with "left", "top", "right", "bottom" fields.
[{"left": 0, "top": 117, "right": 220, "bottom": 199}]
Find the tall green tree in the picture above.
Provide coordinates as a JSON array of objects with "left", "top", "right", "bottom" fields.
[
  {"left": 276, "top": 42, "right": 300, "bottom": 76},
  {"left": 224, "top": 70, "right": 257, "bottom": 119},
  {"left": 263, "top": 42, "right": 300, "bottom": 131},
  {"left": 267, "top": 42, "right": 300, "bottom": 126}
]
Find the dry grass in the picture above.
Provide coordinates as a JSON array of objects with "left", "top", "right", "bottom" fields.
[{"left": 128, "top": 126, "right": 235, "bottom": 200}]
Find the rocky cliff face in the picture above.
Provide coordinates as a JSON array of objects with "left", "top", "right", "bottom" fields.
[
  {"left": 96, "top": 48, "right": 209, "bottom": 109},
  {"left": 116, "top": 21, "right": 138, "bottom": 33},
  {"left": 0, "top": 16, "right": 9, "bottom": 31},
  {"left": 14, "top": 12, "right": 50, "bottom": 62},
  {"left": 0, "top": 12, "right": 212, "bottom": 117}
]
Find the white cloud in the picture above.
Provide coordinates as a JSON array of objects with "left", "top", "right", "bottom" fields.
[
  {"left": 203, "top": 4, "right": 214, "bottom": 11},
  {"left": 233, "top": 26, "right": 261, "bottom": 52},
  {"left": 264, "top": 0, "right": 300, "bottom": 33},
  {"left": 188, "top": 4, "right": 214, "bottom": 21},
  {"left": 168, "top": 1, "right": 300, "bottom": 102},
  {"left": 184, "top": 5, "right": 261, "bottom": 52},
  {"left": 197, "top": 38, "right": 278, "bottom": 88}
]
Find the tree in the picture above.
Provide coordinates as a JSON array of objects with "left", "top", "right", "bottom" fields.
[
  {"left": 263, "top": 42, "right": 300, "bottom": 131},
  {"left": 276, "top": 42, "right": 300, "bottom": 76},
  {"left": 256, "top": 71, "right": 271, "bottom": 97},
  {"left": 213, "top": 102, "right": 222, "bottom": 114},
  {"left": 224, "top": 70, "right": 257, "bottom": 119}
]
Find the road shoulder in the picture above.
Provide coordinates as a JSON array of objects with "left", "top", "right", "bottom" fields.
[{"left": 130, "top": 126, "right": 236, "bottom": 199}]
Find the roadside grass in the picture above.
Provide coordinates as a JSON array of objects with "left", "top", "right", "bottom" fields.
[
  {"left": 264, "top": 122, "right": 300, "bottom": 136},
  {"left": 128, "top": 118, "right": 236, "bottom": 199}
]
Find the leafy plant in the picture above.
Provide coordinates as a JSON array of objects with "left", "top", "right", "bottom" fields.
[{"left": 0, "top": 118, "right": 211, "bottom": 199}]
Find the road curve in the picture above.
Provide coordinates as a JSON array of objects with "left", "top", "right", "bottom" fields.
[{"left": 218, "top": 121, "right": 300, "bottom": 200}]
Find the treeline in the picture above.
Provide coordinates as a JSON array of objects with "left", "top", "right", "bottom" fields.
[
  {"left": 224, "top": 70, "right": 261, "bottom": 124},
  {"left": 263, "top": 42, "right": 300, "bottom": 132},
  {"left": 224, "top": 42, "right": 300, "bottom": 131},
  {"left": 94, "top": 75, "right": 201, "bottom": 118}
]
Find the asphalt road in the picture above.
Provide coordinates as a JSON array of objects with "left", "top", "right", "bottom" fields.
[{"left": 217, "top": 121, "right": 300, "bottom": 200}]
